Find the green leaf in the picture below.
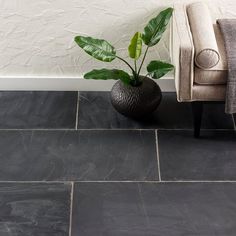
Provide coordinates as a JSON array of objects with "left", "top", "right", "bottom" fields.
[
  {"left": 128, "top": 32, "right": 143, "bottom": 60},
  {"left": 142, "top": 8, "right": 173, "bottom": 47},
  {"left": 84, "top": 69, "right": 131, "bottom": 85},
  {"left": 74, "top": 36, "right": 116, "bottom": 62},
  {"left": 147, "top": 60, "right": 174, "bottom": 79}
]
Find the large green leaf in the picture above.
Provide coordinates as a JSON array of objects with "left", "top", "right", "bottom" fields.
[
  {"left": 84, "top": 69, "right": 131, "bottom": 85},
  {"left": 74, "top": 36, "right": 116, "bottom": 62},
  {"left": 147, "top": 60, "right": 174, "bottom": 79},
  {"left": 142, "top": 8, "right": 173, "bottom": 47},
  {"left": 128, "top": 32, "right": 143, "bottom": 60}
]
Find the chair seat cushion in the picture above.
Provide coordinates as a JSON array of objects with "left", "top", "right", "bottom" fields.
[{"left": 194, "top": 24, "right": 228, "bottom": 85}]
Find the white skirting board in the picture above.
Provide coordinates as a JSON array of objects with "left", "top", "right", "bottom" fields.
[{"left": 0, "top": 76, "right": 175, "bottom": 91}]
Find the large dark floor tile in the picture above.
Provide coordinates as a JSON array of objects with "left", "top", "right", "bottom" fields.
[
  {"left": 0, "top": 183, "right": 71, "bottom": 236},
  {"left": 78, "top": 91, "right": 234, "bottom": 129},
  {"left": 72, "top": 182, "right": 236, "bottom": 236},
  {"left": 201, "top": 103, "right": 234, "bottom": 129},
  {"left": 0, "top": 130, "right": 157, "bottom": 181},
  {"left": 158, "top": 130, "right": 236, "bottom": 180},
  {"left": 78, "top": 92, "right": 193, "bottom": 129},
  {"left": 0, "top": 91, "right": 78, "bottom": 129}
]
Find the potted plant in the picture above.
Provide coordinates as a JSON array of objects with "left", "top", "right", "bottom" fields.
[{"left": 74, "top": 7, "right": 174, "bottom": 118}]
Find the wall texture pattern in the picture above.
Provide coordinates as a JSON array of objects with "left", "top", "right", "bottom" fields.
[{"left": 0, "top": 0, "right": 236, "bottom": 77}]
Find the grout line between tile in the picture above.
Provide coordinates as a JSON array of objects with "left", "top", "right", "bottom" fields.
[
  {"left": 0, "top": 181, "right": 71, "bottom": 183},
  {"left": 69, "top": 182, "right": 74, "bottom": 236},
  {"left": 155, "top": 130, "right": 161, "bottom": 182},
  {"left": 74, "top": 180, "right": 236, "bottom": 183},
  {"left": 159, "top": 180, "right": 236, "bottom": 183},
  {"left": 1, "top": 180, "right": 236, "bottom": 183},
  {"left": 75, "top": 92, "right": 80, "bottom": 130},
  {"left": 0, "top": 129, "right": 76, "bottom": 131},
  {"left": 157, "top": 128, "right": 235, "bottom": 131},
  {"left": 0, "top": 128, "right": 233, "bottom": 131},
  {"left": 0, "top": 128, "right": 155, "bottom": 131}
]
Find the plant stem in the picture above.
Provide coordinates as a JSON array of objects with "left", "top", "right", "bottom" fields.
[
  {"left": 134, "top": 60, "right": 137, "bottom": 74},
  {"left": 134, "top": 60, "right": 138, "bottom": 80},
  {"left": 116, "top": 56, "right": 136, "bottom": 76},
  {"left": 137, "top": 46, "right": 149, "bottom": 77}
]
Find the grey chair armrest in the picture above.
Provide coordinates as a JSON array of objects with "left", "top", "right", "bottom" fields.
[{"left": 172, "top": 4, "right": 195, "bottom": 101}]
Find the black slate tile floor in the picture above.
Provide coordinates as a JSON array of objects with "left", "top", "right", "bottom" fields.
[
  {"left": 158, "top": 130, "right": 236, "bottom": 181},
  {"left": 0, "top": 183, "right": 71, "bottom": 236},
  {"left": 0, "top": 130, "right": 158, "bottom": 181},
  {"left": 201, "top": 103, "right": 235, "bottom": 129},
  {"left": 78, "top": 91, "right": 194, "bottom": 129},
  {"left": 0, "top": 91, "right": 78, "bottom": 129},
  {"left": 72, "top": 182, "right": 236, "bottom": 236},
  {"left": 0, "top": 91, "right": 235, "bottom": 236},
  {"left": 78, "top": 91, "right": 235, "bottom": 129}
]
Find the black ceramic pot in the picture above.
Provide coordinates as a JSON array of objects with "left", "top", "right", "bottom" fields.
[{"left": 110, "top": 77, "right": 162, "bottom": 119}]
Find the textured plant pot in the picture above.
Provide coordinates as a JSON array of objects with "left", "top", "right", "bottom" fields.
[{"left": 110, "top": 77, "right": 162, "bottom": 118}]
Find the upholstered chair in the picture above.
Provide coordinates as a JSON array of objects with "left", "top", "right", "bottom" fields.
[{"left": 172, "top": 2, "right": 229, "bottom": 137}]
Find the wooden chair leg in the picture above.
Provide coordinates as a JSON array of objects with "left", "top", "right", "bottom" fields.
[{"left": 191, "top": 102, "right": 203, "bottom": 138}]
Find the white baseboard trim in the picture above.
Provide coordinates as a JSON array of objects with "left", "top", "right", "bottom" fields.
[{"left": 0, "top": 76, "right": 175, "bottom": 91}]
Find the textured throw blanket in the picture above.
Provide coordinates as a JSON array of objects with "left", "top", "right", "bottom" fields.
[{"left": 217, "top": 19, "right": 236, "bottom": 114}]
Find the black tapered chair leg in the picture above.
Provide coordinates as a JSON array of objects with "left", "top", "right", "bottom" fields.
[{"left": 191, "top": 102, "right": 203, "bottom": 138}]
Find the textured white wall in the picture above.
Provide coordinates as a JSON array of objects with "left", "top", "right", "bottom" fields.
[{"left": 0, "top": 0, "right": 236, "bottom": 78}]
